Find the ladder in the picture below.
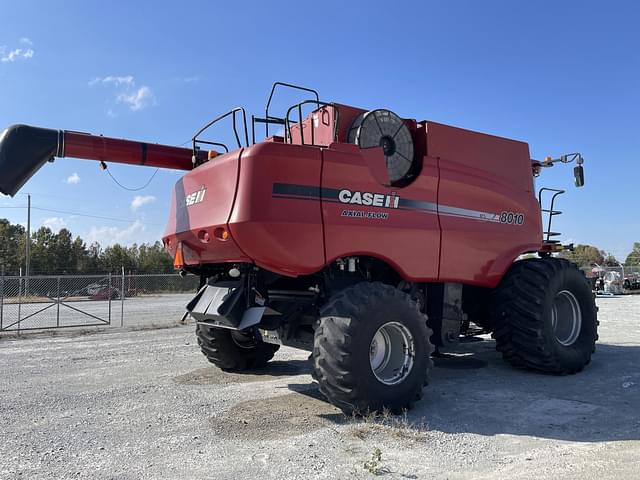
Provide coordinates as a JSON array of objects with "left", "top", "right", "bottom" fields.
[{"left": 538, "top": 188, "right": 565, "bottom": 244}]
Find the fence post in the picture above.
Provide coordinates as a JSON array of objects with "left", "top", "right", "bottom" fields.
[
  {"left": 120, "top": 266, "right": 125, "bottom": 327},
  {"left": 0, "top": 265, "right": 4, "bottom": 331},
  {"left": 56, "top": 276, "right": 61, "bottom": 328},
  {"left": 17, "top": 267, "right": 22, "bottom": 334},
  {"left": 108, "top": 272, "right": 112, "bottom": 326}
]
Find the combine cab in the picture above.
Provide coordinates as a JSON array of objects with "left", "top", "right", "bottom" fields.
[{"left": 0, "top": 82, "right": 597, "bottom": 414}]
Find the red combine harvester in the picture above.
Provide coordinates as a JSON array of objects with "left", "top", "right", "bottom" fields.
[{"left": 0, "top": 83, "right": 596, "bottom": 414}]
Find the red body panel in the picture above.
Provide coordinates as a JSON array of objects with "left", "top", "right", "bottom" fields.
[
  {"left": 161, "top": 105, "right": 544, "bottom": 287},
  {"left": 163, "top": 149, "right": 250, "bottom": 265},
  {"left": 425, "top": 122, "right": 542, "bottom": 286},
  {"left": 229, "top": 142, "right": 325, "bottom": 276},
  {"left": 321, "top": 144, "right": 440, "bottom": 281}
]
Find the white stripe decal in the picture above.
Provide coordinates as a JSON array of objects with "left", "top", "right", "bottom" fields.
[{"left": 438, "top": 205, "right": 501, "bottom": 223}]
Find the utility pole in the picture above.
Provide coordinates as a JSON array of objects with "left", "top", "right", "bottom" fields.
[{"left": 25, "top": 194, "right": 31, "bottom": 294}]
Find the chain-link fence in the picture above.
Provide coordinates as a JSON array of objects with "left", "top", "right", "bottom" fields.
[
  {"left": 0, "top": 273, "right": 199, "bottom": 332},
  {"left": 578, "top": 265, "right": 640, "bottom": 293}
]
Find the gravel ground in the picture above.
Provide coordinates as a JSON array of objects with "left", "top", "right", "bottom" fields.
[{"left": 0, "top": 295, "right": 639, "bottom": 479}]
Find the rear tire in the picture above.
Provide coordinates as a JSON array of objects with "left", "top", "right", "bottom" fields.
[
  {"left": 313, "top": 282, "right": 433, "bottom": 414},
  {"left": 491, "top": 257, "right": 598, "bottom": 374},
  {"left": 196, "top": 325, "right": 279, "bottom": 371}
]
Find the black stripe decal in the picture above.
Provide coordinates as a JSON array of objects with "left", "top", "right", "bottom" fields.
[
  {"left": 398, "top": 198, "right": 438, "bottom": 212},
  {"left": 272, "top": 183, "right": 320, "bottom": 198},
  {"left": 272, "top": 182, "right": 508, "bottom": 223}
]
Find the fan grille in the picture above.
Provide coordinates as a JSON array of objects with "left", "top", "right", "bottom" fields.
[{"left": 348, "top": 109, "right": 415, "bottom": 184}]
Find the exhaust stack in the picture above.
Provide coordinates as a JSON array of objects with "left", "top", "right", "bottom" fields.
[{"left": 0, "top": 124, "right": 202, "bottom": 197}]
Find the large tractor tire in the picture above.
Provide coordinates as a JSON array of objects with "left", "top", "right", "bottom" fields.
[
  {"left": 491, "top": 257, "right": 598, "bottom": 374},
  {"left": 196, "top": 324, "right": 279, "bottom": 371},
  {"left": 313, "top": 282, "right": 433, "bottom": 414}
]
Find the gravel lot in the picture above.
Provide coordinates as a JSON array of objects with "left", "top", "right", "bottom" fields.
[{"left": 1, "top": 295, "right": 639, "bottom": 479}]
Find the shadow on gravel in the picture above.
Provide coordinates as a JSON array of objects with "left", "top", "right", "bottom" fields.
[
  {"left": 282, "top": 341, "right": 640, "bottom": 444},
  {"left": 432, "top": 352, "right": 489, "bottom": 369},
  {"left": 417, "top": 342, "right": 640, "bottom": 443},
  {"left": 174, "top": 359, "right": 312, "bottom": 385}
]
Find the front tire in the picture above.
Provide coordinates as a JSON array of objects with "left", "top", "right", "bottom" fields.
[
  {"left": 492, "top": 257, "right": 598, "bottom": 374},
  {"left": 313, "top": 282, "right": 433, "bottom": 414},
  {"left": 196, "top": 325, "right": 279, "bottom": 371}
]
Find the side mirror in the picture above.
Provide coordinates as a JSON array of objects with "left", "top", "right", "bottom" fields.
[{"left": 574, "top": 165, "right": 584, "bottom": 187}]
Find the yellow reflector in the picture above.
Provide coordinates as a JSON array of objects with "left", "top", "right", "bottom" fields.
[{"left": 208, "top": 150, "right": 219, "bottom": 160}]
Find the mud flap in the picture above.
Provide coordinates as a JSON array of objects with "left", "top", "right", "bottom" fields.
[{"left": 186, "top": 283, "right": 273, "bottom": 331}]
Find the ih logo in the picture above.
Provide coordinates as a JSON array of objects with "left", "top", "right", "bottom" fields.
[
  {"left": 185, "top": 187, "right": 206, "bottom": 207},
  {"left": 338, "top": 189, "right": 400, "bottom": 209}
]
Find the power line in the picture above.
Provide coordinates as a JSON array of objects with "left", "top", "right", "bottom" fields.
[
  {"left": 31, "top": 207, "right": 165, "bottom": 226},
  {"left": 3, "top": 198, "right": 165, "bottom": 227}
]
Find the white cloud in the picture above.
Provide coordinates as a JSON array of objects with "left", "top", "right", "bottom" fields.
[
  {"left": 1, "top": 47, "right": 34, "bottom": 63},
  {"left": 117, "top": 86, "right": 155, "bottom": 111},
  {"left": 42, "top": 217, "right": 66, "bottom": 232},
  {"left": 183, "top": 75, "right": 201, "bottom": 83},
  {"left": 88, "top": 75, "right": 134, "bottom": 87},
  {"left": 20, "top": 37, "right": 33, "bottom": 46},
  {"left": 65, "top": 172, "right": 81, "bottom": 184},
  {"left": 85, "top": 220, "right": 146, "bottom": 246},
  {"left": 130, "top": 195, "right": 156, "bottom": 211},
  {"left": 89, "top": 75, "right": 154, "bottom": 112}
]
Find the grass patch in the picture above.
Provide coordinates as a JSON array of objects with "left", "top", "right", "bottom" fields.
[{"left": 348, "top": 408, "right": 429, "bottom": 443}]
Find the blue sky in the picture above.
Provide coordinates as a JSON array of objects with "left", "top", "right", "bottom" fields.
[{"left": 1, "top": 1, "right": 638, "bottom": 259}]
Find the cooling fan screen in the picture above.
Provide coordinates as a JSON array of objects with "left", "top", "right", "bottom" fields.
[{"left": 348, "top": 109, "right": 415, "bottom": 184}]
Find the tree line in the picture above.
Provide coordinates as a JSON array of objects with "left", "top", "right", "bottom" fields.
[
  {"left": 560, "top": 243, "right": 640, "bottom": 268},
  {"left": 0, "top": 218, "right": 173, "bottom": 275},
  {"left": 2, "top": 217, "right": 639, "bottom": 276}
]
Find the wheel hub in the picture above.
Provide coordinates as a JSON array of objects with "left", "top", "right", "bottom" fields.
[
  {"left": 230, "top": 330, "right": 259, "bottom": 349},
  {"left": 551, "top": 290, "right": 582, "bottom": 346},
  {"left": 369, "top": 322, "right": 415, "bottom": 385}
]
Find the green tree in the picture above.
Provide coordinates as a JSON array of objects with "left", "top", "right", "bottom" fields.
[
  {"left": 602, "top": 253, "right": 620, "bottom": 267},
  {"left": 625, "top": 243, "right": 640, "bottom": 266},
  {"left": 561, "top": 244, "right": 605, "bottom": 268},
  {"left": 101, "top": 244, "right": 137, "bottom": 273},
  {"left": 137, "top": 241, "right": 173, "bottom": 273},
  {"left": 0, "top": 218, "right": 174, "bottom": 275},
  {"left": 85, "top": 242, "right": 103, "bottom": 274},
  {"left": 29, "top": 227, "right": 56, "bottom": 274},
  {"left": 51, "top": 228, "right": 74, "bottom": 273},
  {"left": 0, "top": 219, "right": 26, "bottom": 274},
  {"left": 71, "top": 236, "right": 89, "bottom": 273}
]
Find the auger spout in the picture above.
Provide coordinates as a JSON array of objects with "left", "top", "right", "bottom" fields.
[{"left": 0, "top": 124, "right": 202, "bottom": 196}]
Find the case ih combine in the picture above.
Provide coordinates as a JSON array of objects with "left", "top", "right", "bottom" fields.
[{"left": 0, "top": 83, "right": 596, "bottom": 414}]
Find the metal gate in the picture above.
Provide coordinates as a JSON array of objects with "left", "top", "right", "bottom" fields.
[
  {"left": 0, "top": 273, "right": 200, "bottom": 332},
  {"left": 0, "top": 275, "right": 113, "bottom": 331}
]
